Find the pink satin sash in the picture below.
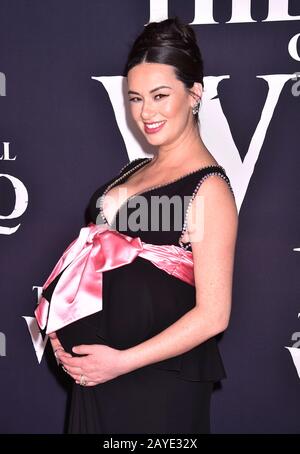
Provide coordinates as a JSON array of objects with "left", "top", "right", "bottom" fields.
[{"left": 35, "top": 222, "right": 194, "bottom": 334}]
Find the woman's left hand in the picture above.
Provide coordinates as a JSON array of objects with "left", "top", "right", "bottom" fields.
[{"left": 58, "top": 344, "right": 128, "bottom": 386}]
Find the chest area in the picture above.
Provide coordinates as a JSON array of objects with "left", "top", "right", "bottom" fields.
[
  {"left": 101, "top": 179, "right": 197, "bottom": 247},
  {"left": 102, "top": 169, "right": 191, "bottom": 227}
]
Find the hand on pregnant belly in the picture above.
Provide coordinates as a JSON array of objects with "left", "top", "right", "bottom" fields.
[
  {"left": 57, "top": 343, "right": 129, "bottom": 386},
  {"left": 49, "top": 331, "right": 72, "bottom": 361}
]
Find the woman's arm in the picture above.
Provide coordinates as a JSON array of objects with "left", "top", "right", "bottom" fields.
[
  {"left": 120, "top": 175, "right": 238, "bottom": 373},
  {"left": 58, "top": 176, "right": 238, "bottom": 385}
]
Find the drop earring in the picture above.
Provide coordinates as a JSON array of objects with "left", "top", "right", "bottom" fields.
[{"left": 192, "top": 100, "right": 201, "bottom": 115}]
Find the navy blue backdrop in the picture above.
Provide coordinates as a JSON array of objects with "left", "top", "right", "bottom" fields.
[{"left": 0, "top": 0, "right": 300, "bottom": 433}]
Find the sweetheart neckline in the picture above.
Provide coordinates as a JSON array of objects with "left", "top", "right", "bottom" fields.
[{"left": 99, "top": 158, "right": 226, "bottom": 228}]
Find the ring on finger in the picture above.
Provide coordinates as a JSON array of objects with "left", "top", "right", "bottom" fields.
[
  {"left": 80, "top": 374, "right": 87, "bottom": 386},
  {"left": 54, "top": 347, "right": 63, "bottom": 359}
]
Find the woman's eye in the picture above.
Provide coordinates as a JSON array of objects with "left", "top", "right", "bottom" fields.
[
  {"left": 154, "top": 94, "right": 168, "bottom": 100},
  {"left": 129, "top": 94, "right": 168, "bottom": 103},
  {"left": 129, "top": 97, "right": 141, "bottom": 103}
]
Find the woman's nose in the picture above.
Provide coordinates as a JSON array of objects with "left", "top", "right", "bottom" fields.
[{"left": 141, "top": 101, "right": 155, "bottom": 120}]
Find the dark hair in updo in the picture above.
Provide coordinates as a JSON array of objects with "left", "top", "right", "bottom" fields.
[{"left": 124, "top": 16, "right": 204, "bottom": 124}]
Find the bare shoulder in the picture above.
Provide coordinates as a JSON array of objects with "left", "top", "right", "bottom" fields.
[
  {"left": 196, "top": 171, "right": 236, "bottom": 208},
  {"left": 186, "top": 172, "right": 238, "bottom": 242}
]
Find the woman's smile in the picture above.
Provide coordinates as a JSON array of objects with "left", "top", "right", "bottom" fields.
[{"left": 143, "top": 120, "right": 167, "bottom": 134}]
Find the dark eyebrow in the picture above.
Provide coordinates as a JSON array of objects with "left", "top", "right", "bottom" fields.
[{"left": 128, "top": 85, "right": 172, "bottom": 96}]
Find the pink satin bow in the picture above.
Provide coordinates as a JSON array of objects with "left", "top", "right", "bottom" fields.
[{"left": 35, "top": 223, "right": 194, "bottom": 334}]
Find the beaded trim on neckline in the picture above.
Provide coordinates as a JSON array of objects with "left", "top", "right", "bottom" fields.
[
  {"left": 99, "top": 158, "right": 228, "bottom": 229},
  {"left": 178, "top": 170, "right": 234, "bottom": 250}
]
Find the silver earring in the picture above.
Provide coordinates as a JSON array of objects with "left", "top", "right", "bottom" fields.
[{"left": 192, "top": 100, "right": 201, "bottom": 115}]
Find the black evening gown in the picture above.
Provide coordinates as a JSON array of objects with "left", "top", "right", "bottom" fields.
[{"left": 42, "top": 158, "right": 234, "bottom": 434}]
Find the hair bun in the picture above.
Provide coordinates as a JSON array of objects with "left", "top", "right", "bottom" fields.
[
  {"left": 166, "top": 16, "right": 198, "bottom": 48},
  {"left": 134, "top": 17, "right": 201, "bottom": 64}
]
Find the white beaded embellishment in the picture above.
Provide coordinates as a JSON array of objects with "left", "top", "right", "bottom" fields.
[
  {"left": 99, "top": 158, "right": 151, "bottom": 224},
  {"left": 118, "top": 158, "right": 144, "bottom": 176},
  {"left": 178, "top": 170, "right": 235, "bottom": 250}
]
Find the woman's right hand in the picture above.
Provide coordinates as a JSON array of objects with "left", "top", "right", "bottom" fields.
[{"left": 48, "top": 331, "right": 72, "bottom": 363}]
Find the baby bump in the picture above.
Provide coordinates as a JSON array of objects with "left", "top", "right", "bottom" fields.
[
  {"left": 53, "top": 256, "right": 195, "bottom": 353},
  {"left": 97, "top": 257, "right": 196, "bottom": 350}
]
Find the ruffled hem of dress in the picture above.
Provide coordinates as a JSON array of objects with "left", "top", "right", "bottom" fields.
[
  {"left": 96, "top": 320, "right": 226, "bottom": 383},
  {"left": 147, "top": 341, "right": 227, "bottom": 383}
]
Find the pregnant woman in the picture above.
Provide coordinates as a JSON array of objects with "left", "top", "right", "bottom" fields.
[{"left": 35, "top": 17, "right": 238, "bottom": 434}]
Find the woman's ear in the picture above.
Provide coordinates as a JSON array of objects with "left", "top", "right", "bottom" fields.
[{"left": 190, "top": 82, "right": 203, "bottom": 108}]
